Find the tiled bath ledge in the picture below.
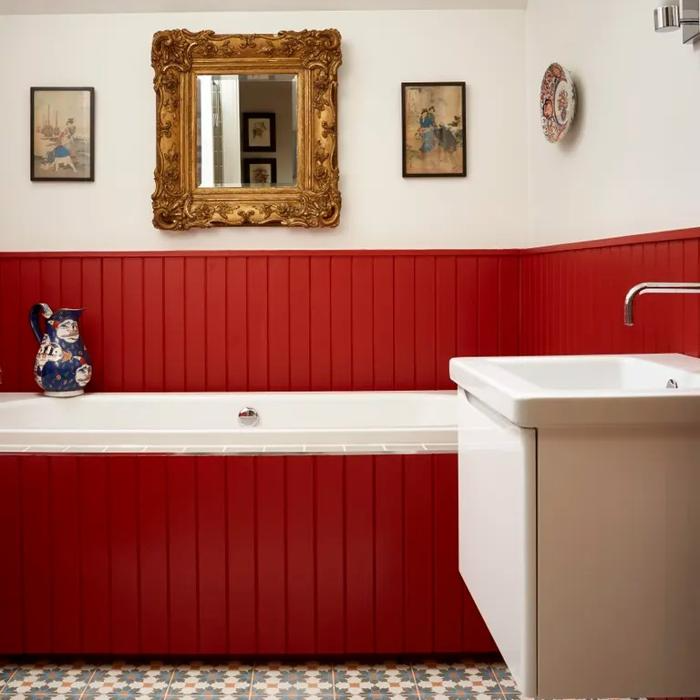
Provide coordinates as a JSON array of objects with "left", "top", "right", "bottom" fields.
[{"left": 0, "top": 442, "right": 457, "bottom": 456}]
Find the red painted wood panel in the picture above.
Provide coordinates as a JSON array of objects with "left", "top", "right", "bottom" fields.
[
  {"left": 81, "top": 259, "right": 104, "bottom": 391},
  {"left": 351, "top": 257, "right": 374, "bottom": 390},
  {"left": 284, "top": 456, "right": 316, "bottom": 654},
  {"left": 226, "top": 258, "right": 248, "bottom": 392},
  {"left": 143, "top": 257, "right": 164, "bottom": 391},
  {"left": 374, "top": 455, "right": 404, "bottom": 652},
  {"left": 315, "top": 455, "right": 345, "bottom": 653},
  {"left": 394, "top": 256, "right": 415, "bottom": 390},
  {"left": 226, "top": 456, "right": 257, "bottom": 653},
  {"left": 49, "top": 455, "right": 81, "bottom": 652},
  {"left": 268, "top": 257, "right": 290, "bottom": 391},
  {"left": 197, "top": 456, "right": 228, "bottom": 653},
  {"left": 331, "top": 257, "right": 353, "bottom": 390},
  {"left": 343, "top": 455, "right": 375, "bottom": 653},
  {"left": 436, "top": 257, "right": 457, "bottom": 387},
  {"left": 247, "top": 258, "right": 268, "bottom": 392},
  {"left": 167, "top": 457, "right": 198, "bottom": 653},
  {"left": 163, "top": 258, "right": 185, "bottom": 391},
  {"left": 109, "top": 455, "right": 140, "bottom": 653},
  {"left": 403, "top": 454, "right": 434, "bottom": 650},
  {"left": 122, "top": 258, "right": 144, "bottom": 391},
  {"left": 205, "top": 257, "right": 227, "bottom": 390},
  {"left": 310, "top": 257, "right": 332, "bottom": 391},
  {"left": 102, "top": 258, "right": 123, "bottom": 391},
  {"left": 20, "top": 455, "right": 52, "bottom": 652},
  {"left": 433, "top": 454, "right": 464, "bottom": 651},
  {"left": 79, "top": 456, "right": 111, "bottom": 653},
  {"left": 0, "top": 249, "right": 528, "bottom": 393},
  {"left": 255, "top": 456, "right": 287, "bottom": 654},
  {"left": 289, "top": 257, "right": 311, "bottom": 391},
  {"left": 184, "top": 257, "right": 206, "bottom": 391},
  {"left": 372, "top": 257, "right": 394, "bottom": 390},
  {"left": 1, "top": 452, "right": 494, "bottom": 657},
  {"left": 520, "top": 231, "right": 700, "bottom": 359},
  {"left": 138, "top": 456, "right": 169, "bottom": 654},
  {"left": 0, "top": 456, "right": 23, "bottom": 653},
  {"left": 415, "top": 256, "right": 436, "bottom": 389}
]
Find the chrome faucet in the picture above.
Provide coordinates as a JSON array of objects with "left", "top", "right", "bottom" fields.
[{"left": 624, "top": 282, "right": 700, "bottom": 325}]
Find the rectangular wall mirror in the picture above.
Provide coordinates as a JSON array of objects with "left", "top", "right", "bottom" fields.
[
  {"left": 196, "top": 74, "right": 297, "bottom": 189},
  {"left": 152, "top": 29, "right": 341, "bottom": 230}
]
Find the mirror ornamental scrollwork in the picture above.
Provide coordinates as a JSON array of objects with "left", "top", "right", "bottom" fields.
[{"left": 151, "top": 28, "right": 342, "bottom": 230}]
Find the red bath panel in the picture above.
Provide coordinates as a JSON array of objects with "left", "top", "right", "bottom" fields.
[{"left": 0, "top": 452, "right": 496, "bottom": 657}]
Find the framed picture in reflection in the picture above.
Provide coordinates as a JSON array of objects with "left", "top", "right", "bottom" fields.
[
  {"left": 242, "top": 112, "right": 276, "bottom": 152},
  {"left": 243, "top": 158, "right": 277, "bottom": 186}
]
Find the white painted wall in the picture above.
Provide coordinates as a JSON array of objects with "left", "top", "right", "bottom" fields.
[
  {"left": 0, "top": 10, "right": 527, "bottom": 251},
  {"left": 525, "top": 0, "right": 700, "bottom": 247}
]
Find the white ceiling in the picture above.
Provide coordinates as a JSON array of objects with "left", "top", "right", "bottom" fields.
[{"left": 0, "top": 0, "right": 526, "bottom": 14}]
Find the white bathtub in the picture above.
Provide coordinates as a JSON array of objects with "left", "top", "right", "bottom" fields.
[{"left": 0, "top": 390, "right": 457, "bottom": 455}]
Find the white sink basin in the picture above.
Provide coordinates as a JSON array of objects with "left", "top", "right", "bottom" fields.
[
  {"left": 449, "top": 353, "right": 700, "bottom": 427},
  {"left": 451, "top": 352, "right": 700, "bottom": 697}
]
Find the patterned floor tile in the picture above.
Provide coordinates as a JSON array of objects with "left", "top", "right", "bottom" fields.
[
  {"left": 412, "top": 661, "right": 500, "bottom": 697},
  {"left": 337, "top": 694, "right": 419, "bottom": 700},
  {"left": 0, "top": 665, "right": 16, "bottom": 691},
  {"left": 2, "top": 695, "right": 83, "bottom": 700},
  {"left": 169, "top": 663, "right": 251, "bottom": 697},
  {"left": 334, "top": 663, "right": 416, "bottom": 697},
  {"left": 88, "top": 665, "right": 171, "bottom": 698},
  {"left": 252, "top": 664, "right": 333, "bottom": 696},
  {"left": 490, "top": 666, "right": 518, "bottom": 694},
  {"left": 6, "top": 665, "right": 94, "bottom": 696}
]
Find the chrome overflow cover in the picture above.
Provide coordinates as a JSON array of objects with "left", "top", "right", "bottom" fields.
[
  {"left": 666, "top": 378, "right": 679, "bottom": 389},
  {"left": 238, "top": 407, "right": 260, "bottom": 427}
]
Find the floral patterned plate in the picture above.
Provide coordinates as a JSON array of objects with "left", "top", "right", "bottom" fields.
[{"left": 540, "top": 62, "right": 576, "bottom": 143}]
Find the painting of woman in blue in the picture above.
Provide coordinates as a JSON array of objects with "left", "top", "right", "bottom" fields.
[
  {"left": 419, "top": 107, "right": 437, "bottom": 153},
  {"left": 403, "top": 83, "right": 466, "bottom": 177}
]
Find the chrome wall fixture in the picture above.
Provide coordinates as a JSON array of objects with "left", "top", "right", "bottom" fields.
[
  {"left": 624, "top": 282, "right": 700, "bottom": 326},
  {"left": 654, "top": 0, "right": 700, "bottom": 44}
]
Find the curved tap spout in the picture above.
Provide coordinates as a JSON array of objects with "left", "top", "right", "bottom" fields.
[{"left": 624, "top": 282, "right": 700, "bottom": 326}]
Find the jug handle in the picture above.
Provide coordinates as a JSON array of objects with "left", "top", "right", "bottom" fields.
[{"left": 29, "top": 303, "right": 53, "bottom": 343}]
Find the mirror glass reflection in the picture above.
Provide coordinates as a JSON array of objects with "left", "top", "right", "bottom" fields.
[{"left": 196, "top": 74, "right": 297, "bottom": 188}]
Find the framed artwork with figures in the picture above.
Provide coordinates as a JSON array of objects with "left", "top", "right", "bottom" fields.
[
  {"left": 242, "top": 112, "right": 276, "bottom": 152},
  {"left": 30, "top": 87, "right": 94, "bottom": 181},
  {"left": 401, "top": 82, "right": 466, "bottom": 178}
]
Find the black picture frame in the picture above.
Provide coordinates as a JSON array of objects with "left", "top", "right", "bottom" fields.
[
  {"left": 242, "top": 112, "right": 277, "bottom": 152},
  {"left": 30, "top": 87, "right": 95, "bottom": 182},
  {"left": 242, "top": 158, "right": 277, "bottom": 186},
  {"left": 401, "top": 81, "right": 466, "bottom": 178}
]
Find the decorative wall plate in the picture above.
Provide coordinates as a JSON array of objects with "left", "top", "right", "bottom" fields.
[{"left": 540, "top": 63, "right": 576, "bottom": 143}]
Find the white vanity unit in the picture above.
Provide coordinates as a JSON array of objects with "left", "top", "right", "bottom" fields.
[{"left": 450, "top": 353, "right": 700, "bottom": 700}]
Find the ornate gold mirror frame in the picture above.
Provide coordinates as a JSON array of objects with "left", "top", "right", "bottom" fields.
[{"left": 151, "top": 29, "right": 341, "bottom": 230}]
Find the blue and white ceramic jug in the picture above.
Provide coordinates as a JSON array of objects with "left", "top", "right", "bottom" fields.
[{"left": 30, "top": 303, "right": 92, "bottom": 397}]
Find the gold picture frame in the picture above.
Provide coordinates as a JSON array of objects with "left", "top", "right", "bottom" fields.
[{"left": 151, "top": 28, "right": 342, "bottom": 230}]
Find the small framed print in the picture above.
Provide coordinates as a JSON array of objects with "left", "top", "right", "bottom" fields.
[
  {"left": 31, "top": 87, "right": 94, "bottom": 181},
  {"left": 243, "top": 158, "right": 277, "bottom": 186},
  {"left": 242, "top": 112, "right": 276, "bottom": 152},
  {"left": 401, "top": 82, "right": 466, "bottom": 177}
]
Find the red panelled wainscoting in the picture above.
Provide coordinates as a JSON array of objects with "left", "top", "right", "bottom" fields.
[
  {"left": 0, "top": 453, "right": 495, "bottom": 656},
  {"left": 521, "top": 227, "right": 700, "bottom": 357},
  {"left": 0, "top": 250, "right": 520, "bottom": 393}
]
